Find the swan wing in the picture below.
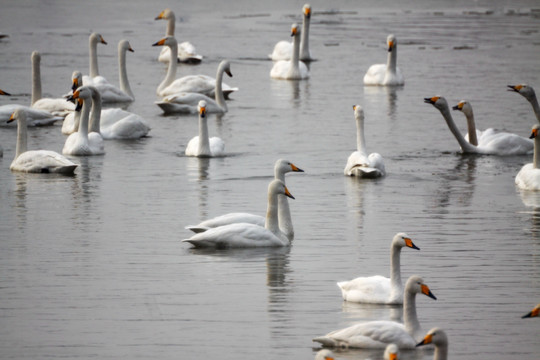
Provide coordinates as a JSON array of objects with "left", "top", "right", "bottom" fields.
[
  {"left": 62, "top": 112, "right": 79, "bottom": 135},
  {"left": 182, "top": 223, "right": 288, "bottom": 248},
  {"left": 209, "top": 137, "right": 225, "bottom": 157},
  {"left": 337, "top": 275, "right": 393, "bottom": 304},
  {"left": 186, "top": 213, "right": 266, "bottom": 233},
  {"left": 101, "top": 114, "right": 150, "bottom": 140},
  {"left": 0, "top": 104, "right": 61, "bottom": 126},
  {"left": 515, "top": 164, "right": 540, "bottom": 191},
  {"left": 269, "top": 40, "right": 292, "bottom": 61},
  {"left": 93, "top": 83, "right": 133, "bottom": 104},
  {"left": 363, "top": 64, "right": 386, "bottom": 85},
  {"left": 32, "top": 97, "right": 75, "bottom": 117},
  {"left": 477, "top": 128, "right": 533, "bottom": 155},
  {"left": 11, "top": 150, "right": 77, "bottom": 174},
  {"left": 156, "top": 93, "right": 221, "bottom": 114}
]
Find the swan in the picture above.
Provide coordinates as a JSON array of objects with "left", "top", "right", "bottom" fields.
[
  {"left": 62, "top": 71, "right": 84, "bottom": 134},
  {"left": 508, "top": 84, "right": 540, "bottom": 124},
  {"left": 515, "top": 124, "right": 540, "bottom": 190},
  {"left": 185, "top": 159, "right": 304, "bottom": 236},
  {"left": 185, "top": 100, "right": 225, "bottom": 157},
  {"left": 384, "top": 344, "right": 400, "bottom": 360},
  {"left": 425, "top": 96, "right": 533, "bottom": 155},
  {"left": 1, "top": 86, "right": 62, "bottom": 127},
  {"left": 82, "top": 32, "right": 108, "bottom": 86},
  {"left": 7, "top": 108, "right": 78, "bottom": 174},
  {"left": 314, "top": 349, "right": 334, "bottom": 360},
  {"left": 270, "top": 4, "right": 313, "bottom": 62},
  {"left": 155, "top": 8, "right": 203, "bottom": 64},
  {"left": 30, "top": 51, "right": 75, "bottom": 117},
  {"left": 521, "top": 303, "right": 539, "bottom": 318},
  {"left": 452, "top": 100, "right": 533, "bottom": 153},
  {"left": 313, "top": 275, "right": 437, "bottom": 349},
  {"left": 270, "top": 23, "right": 310, "bottom": 80},
  {"left": 344, "top": 105, "right": 386, "bottom": 178},
  {"left": 416, "top": 328, "right": 448, "bottom": 360},
  {"left": 337, "top": 233, "right": 420, "bottom": 304},
  {"left": 62, "top": 86, "right": 105, "bottom": 156},
  {"left": 363, "top": 34, "right": 404, "bottom": 86},
  {"left": 182, "top": 179, "right": 295, "bottom": 248}
]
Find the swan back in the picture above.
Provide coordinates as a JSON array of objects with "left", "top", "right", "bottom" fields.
[{"left": 515, "top": 124, "right": 540, "bottom": 190}]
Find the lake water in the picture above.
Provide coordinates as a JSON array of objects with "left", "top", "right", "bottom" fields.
[{"left": 0, "top": 0, "right": 539, "bottom": 359}]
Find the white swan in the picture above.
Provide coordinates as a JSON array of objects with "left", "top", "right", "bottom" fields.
[
  {"left": 270, "top": 23, "right": 310, "bottom": 80},
  {"left": 522, "top": 303, "right": 540, "bottom": 318},
  {"left": 452, "top": 100, "right": 533, "bottom": 154},
  {"left": 425, "top": 96, "right": 533, "bottom": 155},
  {"left": 62, "top": 86, "right": 105, "bottom": 156},
  {"left": 185, "top": 159, "right": 304, "bottom": 236},
  {"left": 508, "top": 84, "right": 540, "bottom": 124},
  {"left": 313, "top": 275, "right": 437, "bottom": 349},
  {"left": 82, "top": 32, "right": 108, "bottom": 86},
  {"left": 384, "top": 344, "right": 400, "bottom": 360},
  {"left": 1, "top": 85, "right": 62, "bottom": 127},
  {"left": 344, "top": 105, "right": 386, "bottom": 178},
  {"left": 314, "top": 349, "right": 334, "bottom": 360},
  {"left": 155, "top": 8, "right": 203, "bottom": 64},
  {"left": 270, "top": 4, "right": 313, "bottom": 62},
  {"left": 182, "top": 179, "right": 295, "bottom": 248},
  {"left": 515, "top": 125, "right": 540, "bottom": 190},
  {"left": 337, "top": 233, "right": 420, "bottom": 304},
  {"left": 30, "top": 51, "right": 75, "bottom": 117},
  {"left": 62, "top": 71, "right": 84, "bottom": 134},
  {"left": 363, "top": 34, "right": 404, "bottom": 86},
  {"left": 185, "top": 100, "right": 225, "bottom": 157},
  {"left": 7, "top": 108, "right": 77, "bottom": 174},
  {"left": 416, "top": 328, "right": 448, "bottom": 360}
]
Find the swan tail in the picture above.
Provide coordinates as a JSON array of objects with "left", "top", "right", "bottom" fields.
[
  {"left": 312, "top": 337, "right": 344, "bottom": 349},
  {"left": 185, "top": 225, "right": 209, "bottom": 233}
]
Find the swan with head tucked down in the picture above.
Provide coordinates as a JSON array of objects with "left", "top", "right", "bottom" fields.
[
  {"left": 508, "top": 84, "right": 540, "bottom": 124},
  {"left": 515, "top": 124, "right": 540, "bottom": 191},
  {"left": 182, "top": 179, "right": 295, "bottom": 248},
  {"left": 185, "top": 100, "right": 225, "bottom": 157},
  {"left": 313, "top": 275, "right": 437, "bottom": 349},
  {"left": 363, "top": 34, "right": 404, "bottom": 86},
  {"left": 521, "top": 303, "right": 540, "bottom": 318},
  {"left": 337, "top": 233, "right": 420, "bottom": 304},
  {"left": 185, "top": 159, "right": 304, "bottom": 237},
  {"left": 452, "top": 100, "right": 533, "bottom": 153},
  {"left": 384, "top": 344, "right": 400, "bottom": 360},
  {"left": 425, "top": 96, "right": 533, "bottom": 155},
  {"left": 344, "top": 105, "right": 385, "bottom": 178},
  {"left": 416, "top": 328, "right": 448, "bottom": 360},
  {"left": 314, "top": 349, "right": 334, "bottom": 360},
  {"left": 155, "top": 8, "right": 203, "bottom": 64},
  {"left": 270, "top": 23, "right": 310, "bottom": 80},
  {"left": 7, "top": 108, "right": 77, "bottom": 174},
  {"left": 270, "top": 4, "right": 313, "bottom": 62}
]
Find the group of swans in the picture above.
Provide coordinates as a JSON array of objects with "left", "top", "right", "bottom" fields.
[
  {"left": 270, "top": 23, "right": 310, "bottom": 80},
  {"left": 363, "top": 34, "right": 404, "bottom": 86},
  {"left": 270, "top": 4, "right": 313, "bottom": 62}
]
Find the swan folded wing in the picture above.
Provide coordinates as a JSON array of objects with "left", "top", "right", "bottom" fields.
[
  {"left": 185, "top": 212, "right": 266, "bottom": 233},
  {"left": 363, "top": 64, "right": 386, "bottom": 85},
  {"left": 100, "top": 114, "right": 150, "bottom": 140},
  {"left": 11, "top": 150, "right": 77, "bottom": 173},
  {"left": 178, "top": 41, "right": 202, "bottom": 63},
  {"left": 93, "top": 83, "right": 133, "bottom": 104},
  {"left": 182, "top": 223, "right": 288, "bottom": 248},
  {"left": 338, "top": 275, "right": 392, "bottom": 303},
  {"left": 0, "top": 105, "right": 61, "bottom": 126},
  {"left": 269, "top": 40, "right": 293, "bottom": 61},
  {"left": 516, "top": 164, "right": 540, "bottom": 190},
  {"left": 479, "top": 129, "right": 533, "bottom": 155},
  {"left": 32, "top": 98, "right": 75, "bottom": 117}
]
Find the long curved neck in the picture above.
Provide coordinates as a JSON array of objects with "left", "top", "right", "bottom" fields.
[
  {"left": 31, "top": 55, "right": 41, "bottom": 105},
  {"left": 198, "top": 114, "right": 210, "bottom": 156},
  {"left": 89, "top": 37, "right": 99, "bottom": 78},
  {"left": 291, "top": 31, "right": 301, "bottom": 73},
  {"left": 463, "top": 110, "right": 478, "bottom": 146},
  {"left": 527, "top": 93, "right": 540, "bottom": 124},
  {"left": 300, "top": 16, "right": 310, "bottom": 60},
  {"left": 389, "top": 245, "right": 402, "bottom": 292},
  {"left": 157, "top": 42, "right": 178, "bottom": 95},
  {"left": 386, "top": 47, "right": 397, "bottom": 74},
  {"left": 78, "top": 99, "right": 91, "bottom": 140},
  {"left": 277, "top": 194, "right": 293, "bottom": 239},
  {"left": 434, "top": 344, "right": 448, "bottom": 360},
  {"left": 89, "top": 90, "right": 102, "bottom": 134},
  {"left": 439, "top": 105, "right": 477, "bottom": 153},
  {"left": 166, "top": 14, "right": 175, "bottom": 36},
  {"left": 356, "top": 116, "right": 367, "bottom": 155},
  {"left": 15, "top": 115, "right": 28, "bottom": 158},
  {"left": 214, "top": 64, "right": 227, "bottom": 110},
  {"left": 403, "top": 291, "right": 420, "bottom": 338},
  {"left": 265, "top": 190, "right": 280, "bottom": 234},
  {"left": 534, "top": 134, "right": 540, "bottom": 169},
  {"left": 118, "top": 45, "right": 134, "bottom": 98}
]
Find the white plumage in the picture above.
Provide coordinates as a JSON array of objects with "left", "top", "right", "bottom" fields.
[
  {"left": 270, "top": 23, "right": 310, "bottom": 80},
  {"left": 515, "top": 124, "right": 540, "bottom": 191},
  {"left": 155, "top": 8, "right": 202, "bottom": 64},
  {"left": 363, "top": 34, "right": 404, "bottom": 86},
  {"left": 269, "top": 4, "right": 312, "bottom": 62},
  {"left": 185, "top": 100, "right": 225, "bottom": 157}
]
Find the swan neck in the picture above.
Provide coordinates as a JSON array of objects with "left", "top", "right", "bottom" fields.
[
  {"left": 528, "top": 93, "right": 540, "bottom": 124},
  {"left": 158, "top": 41, "right": 178, "bottom": 95},
  {"left": 89, "top": 90, "right": 102, "bottom": 134},
  {"left": 89, "top": 36, "right": 99, "bottom": 78},
  {"left": 464, "top": 110, "right": 478, "bottom": 146},
  {"left": 387, "top": 46, "right": 397, "bottom": 74},
  {"left": 31, "top": 55, "right": 41, "bottom": 105},
  {"left": 291, "top": 31, "right": 301, "bottom": 72},
  {"left": 356, "top": 115, "right": 368, "bottom": 155},
  {"left": 534, "top": 134, "right": 540, "bottom": 169},
  {"left": 403, "top": 290, "right": 420, "bottom": 337},
  {"left": 118, "top": 44, "right": 134, "bottom": 99},
  {"left": 439, "top": 105, "right": 477, "bottom": 153},
  {"left": 278, "top": 195, "right": 294, "bottom": 239},
  {"left": 214, "top": 63, "right": 227, "bottom": 110},
  {"left": 79, "top": 98, "right": 91, "bottom": 140},
  {"left": 198, "top": 114, "right": 210, "bottom": 156},
  {"left": 15, "top": 114, "right": 28, "bottom": 159},
  {"left": 265, "top": 189, "right": 280, "bottom": 233},
  {"left": 166, "top": 15, "right": 176, "bottom": 36},
  {"left": 434, "top": 344, "right": 448, "bottom": 360},
  {"left": 300, "top": 16, "right": 310, "bottom": 60},
  {"left": 389, "top": 245, "right": 402, "bottom": 291}
]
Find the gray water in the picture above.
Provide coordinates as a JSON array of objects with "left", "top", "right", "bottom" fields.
[{"left": 1, "top": 0, "right": 539, "bottom": 359}]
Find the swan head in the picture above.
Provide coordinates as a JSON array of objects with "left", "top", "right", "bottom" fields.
[
  {"left": 31, "top": 51, "right": 41, "bottom": 64},
  {"left": 387, "top": 34, "right": 397, "bottom": 52},
  {"left": 119, "top": 39, "right": 134, "bottom": 53},
  {"left": 353, "top": 104, "right": 364, "bottom": 120},
  {"left": 529, "top": 124, "right": 539, "bottom": 140},
  {"left": 68, "top": 85, "right": 93, "bottom": 111},
  {"left": 303, "top": 4, "right": 312, "bottom": 19},
  {"left": 290, "top": 23, "right": 300, "bottom": 37},
  {"left": 405, "top": 275, "right": 437, "bottom": 300},
  {"left": 416, "top": 328, "right": 448, "bottom": 348},
  {"left": 424, "top": 96, "right": 448, "bottom": 111},
  {"left": 155, "top": 8, "right": 174, "bottom": 21},
  {"left": 383, "top": 343, "right": 400, "bottom": 360},
  {"left": 0, "top": 89, "right": 11, "bottom": 96},
  {"left": 7, "top": 108, "right": 25, "bottom": 124},
  {"left": 90, "top": 32, "right": 107, "bottom": 45},
  {"left": 314, "top": 348, "right": 334, "bottom": 360},
  {"left": 508, "top": 84, "right": 536, "bottom": 101},
  {"left": 198, "top": 100, "right": 207, "bottom": 118},
  {"left": 152, "top": 36, "right": 177, "bottom": 48},
  {"left": 269, "top": 179, "right": 295, "bottom": 200},
  {"left": 392, "top": 232, "right": 420, "bottom": 250},
  {"left": 71, "top": 71, "right": 82, "bottom": 92},
  {"left": 220, "top": 60, "right": 233, "bottom": 78},
  {"left": 275, "top": 159, "right": 304, "bottom": 176},
  {"left": 522, "top": 303, "right": 540, "bottom": 318},
  {"left": 452, "top": 100, "right": 473, "bottom": 117}
]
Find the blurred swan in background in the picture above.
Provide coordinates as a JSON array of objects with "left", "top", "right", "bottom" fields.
[
  {"left": 508, "top": 84, "right": 540, "bottom": 124},
  {"left": 155, "top": 8, "right": 202, "bottom": 64}
]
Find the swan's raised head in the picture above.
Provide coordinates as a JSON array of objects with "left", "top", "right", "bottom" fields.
[
  {"left": 198, "top": 100, "right": 207, "bottom": 117},
  {"left": 416, "top": 327, "right": 448, "bottom": 348},
  {"left": 7, "top": 108, "right": 25, "bottom": 124},
  {"left": 0, "top": 89, "right": 11, "bottom": 96},
  {"left": 383, "top": 343, "right": 400, "bottom": 360},
  {"left": 529, "top": 124, "right": 539, "bottom": 139},
  {"left": 68, "top": 86, "right": 92, "bottom": 111},
  {"left": 155, "top": 8, "right": 174, "bottom": 21},
  {"left": 392, "top": 232, "right": 420, "bottom": 250},
  {"left": 31, "top": 51, "right": 41, "bottom": 63},
  {"left": 522, "top": 303, "right": 540, "bottom": 318},
  {"left": 424, "top": 96, "right": 447, "bottom": 110},
  {"left": 152, "top": 36, "right": 177, "bottom": 48},
  {"left": 119, "top": 39, "right": 134, "bottom": 53},
  {"left": 353, "top": 104, "right": 364, "bottom": 120},
  {"left": 452, "top": 100, "right": 473, "bottom": 116},
  {"left": 90, "top": 32, "right": 107, "bottom": 45},
  {"left": 405, "top": 275, "right": 437, "bottom": 300},
  {"left": 290, "top": 23, "right": 300, "bottom": 37},
  {"left": 220, "top": 60, "right": 233, "bottom": 78},
  {"left": 275, "top": 159, "right": 304, "bottom": 175},
  {"left": 314, "top": 348, "right": 334, "bottom": 360},
  {"left": 303, "top": 4, "right": 312, "bottom": 19},
  {"left": 269, "top": 179, "right": 295, "bottom": 200},
  {"left": 508, "top": 84, "right": 536, "bottom": 100},
  {"left": 71, "top": 71, "right": 82, "bottom": 92},
  {"left": 387, "top": 34, "right": 397, "bottom": 52}
]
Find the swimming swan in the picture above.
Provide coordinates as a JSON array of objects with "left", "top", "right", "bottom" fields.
[
  {"left": 270, "top": 4, "right": 313, "bottom": 62},
  {"left": 314, "top": 349, "right": 334, "bottom": 360},
  {"left": 425, "top": 96, "right": 533, "bottom": 155},
  {"left": 344, "top": 105, "right": 386, "bottom": 178},
  {"left": 337, "top": 233, "right": 420, "bottom": 304},
  {"left": 270, "top": 23, "right": 310, "bottom": 80},
  {"left": 1, "top": 83, "right": 62, "bottom": 127},
  {"left": 182, "top": 179, "right": 295, "bottom": 248},
  {"left": 515, "top": 124, "right": 540, "bottom": 191},
  {"left": 384, "top": 344, "right": 400, "bottom": 360},
  {"left": 313, "top": 275, "right": 437, "bottom": 349},
  {"left": 82, "top": 32, "right": 108, "bottom": 87},
  {"left": 508, "top": 84, "right": 540, "bottom": 124},
  {"left": 416, "top": 328, "right": 448, "bottom": 360},
  {"left": 185, "top": 159, "right": 304, "bottom": 237},
  {"left": 363, "top": 34, "right": 404, "bottom": 86},
  {"left": 7, "top": 108, "right": 77, "bottom": 174},
  {"left": 521, "top": 303, "right": 540, "bottom": 318},
  {"left": 155, "top": 8, "right": 202, "bottom": 64},
  {"left": 185, "top": 100, "right": 225, "bottom": 157}
]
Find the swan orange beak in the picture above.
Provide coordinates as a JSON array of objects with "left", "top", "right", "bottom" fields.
[
  {"left": 291, "top": 27, "right": 298, "bottom": 37},
  {"left": 290, "top": 163, "right": 304, "bottom": 173},
  {"left": 155, "top": 10, "right": 166, "bottom": 20},
  {"left": 71, "top": 77, "right": 80, "bottom": 92},
  {"left": 388, "top": 40, "right": 394, "bottom": 52},
  {"left": 388, "top": 353, "right": 398, "bottom": 360},
  {"left": 424, "top": 96, "right": 439, "bottom": 105},
  {"left": 530, "top": 128, "right": 538, "bottom": 140},
  {"left": 405, "top": 237, "right": 420, "bottom": 250},
  {"left": 284, "top": 186, "right": 295, "bottom": 200},
  {"left": 0, "top": 89, "right": 11, "bottom": 96},
  {"left": 452, "top": 102, "right": 464, "bottom": 111},
  {"left": 507, "top": 84, "right": 522, "bottom": 92},
  {"left": 152, "top": 38, "right": 166, "bottom": 47},
  {"left": 199, "top": 105, "right": 206, "bottom": 117},
  {"left": 421, "top": 284, "right": 437, "bottom": 300},
  {"left": 99, "top": 35, "right": 107, "bottom": 45},
  {"left": 7, "top": 111, "right": 16, "bottom": 123},
  {"left": 304, "top": 6, "right": 311, "bottom": 18},
  {"left": 416, "top": 333, "right": 433, "bottom": 347},
  {"left": 74, "top": 98, "right": 83, "bottom": 112},
  {"left": 522, "top": 305, "right": 540, "bottom": 318}
]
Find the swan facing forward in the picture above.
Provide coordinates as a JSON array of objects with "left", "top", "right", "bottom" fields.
[
  {"left": 337, "top": 233, "right": 420, "bottom": 304},
  {"left": 425, "top": 96, "right": 533, "bottom": 155},
  {"left": 522, "top": 303, "right": 540, "bottom": 318},
  {"left": 7, "top": 108, "right": 77, "bottom": 174},
  {"left": 416, "top": 328, "right": 448, "bottom": 360},
  {"left": 515, "top": 124, "right": 540, "bottom": 191},
  {"left": 313, "top": 275, "right": 437, "bottom": 349},
  {"left": 182, "top": 179, "right": 295, "bottom": 248},
  {"left": 508, "top": 84, "right": 540, "bottom": 124},
  {"left": 185, "top": 100, "right": 225, "bottom": 157},
  {"left": 344, "top": 105, "right": 385, "bottom": 178},
  {"left": 270, "top": 23, "right": 310, "bottom": 80},
  {"left": 363, "top": 34, "right": 404, "bottom": 86},
  {"left": 270, "top": 4, "right": 313, "bottom": 62}
]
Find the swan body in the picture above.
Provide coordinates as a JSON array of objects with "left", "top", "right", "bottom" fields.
[
  {"left": 155, "top": 8, "right": 202, "bottom": 64},
  {"left": 363, "top": 34, "right": 404, "bottom": 86},
  {"left": 7, "top": 108, "right": 77, "bottom": 174},
  {"left": 425, "top": 96, "right": 533, "bottom": 155},
  {"left": 313, "top": 276, "right": 437, "bottom": 349},
  {"left": 521, "top": 303, "right": 540, "bottom": 318},
  {"left": 185, "top": 159, "right": 304, "bottom": 236},
  {"left": 185, "top": 100, "right": 225, "bottom": 157},
  {"left": 98, "top": 108, "right": 150, "bottom": 140},
  {"left": 270, "top": 4, "right": 313, "bottom": 61},
  {"left": 337, "top": 233, "right": 420, "bottom": 304},
  {"left": 270, "top": 23, "right": 310, "bottom": 80},
  {"left": 1, "top": 104, "right": 62, "bottom": 126},
  {"left": 182, "top": 179, "right": 295, "bottom": 248},
  {"left": 344, "top": 105, "right": 386, "bottom": 178},
  {"left": 508, "top": 84, "right": 540, "bottom": 124},
  {"left": 515, "top": 125, "right": 540, "bottom": 190},
  {"left": 314, "top": 349, "right": 334, "bottom": 360},
  {"left": 162, "top": 74, "right": 238, "bottom": 100},
  {"left": 416, "top": 328, "right": 448, "bottom": 360}
]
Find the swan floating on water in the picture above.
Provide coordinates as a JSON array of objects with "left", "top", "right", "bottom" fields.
[
  {"left": 314, "top": 349, "right": 334, "bottom": 360},
  {"left": 515, "top": 124, "right": 540, "bottom": 191},
  {"left": 270, "top": 4, "right": 313, "bottom": 62},
  {"left": 270, "top": 23, "right": 310, "bottom": 80},
  {"left": 508, "top": 84, "right": 540, "bottom": 124},
  {"left": 155, "top": 8, "right": 202, "bottom": 64},
  {"left": 185, "top": 100, "right": 225, "bottom": 157},
  {"left": 416, "top": 328, "right": 448, "bottom": 360},
  {"left": 363, "top": 34, "right": 404, "bottom": 86}
]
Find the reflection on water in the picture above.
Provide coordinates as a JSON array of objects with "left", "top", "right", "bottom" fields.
[
  {"left": 432, "top": 154, "right": 477, "bottom": 209},
  {"left": 341, "top": 301, "right": 403, "bottom": 322},
  {"left": 363, "top": 85, "right": 401, "bottom": 120}
]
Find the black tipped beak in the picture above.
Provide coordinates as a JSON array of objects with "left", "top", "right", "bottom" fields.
[
  {"left": 225, "top": 69, "right": 233, "bottom": 78},
  {"left": 6, "top": 118, "right": 14, "bottom": 124},
  {"left": 427, "top": 290, "right": 437, "bottom": 300},
  {"left": 296, "top": 168, "right": 305, "bottom": 173},
  {"left": 416, "top": 339, "right": 428, "bottom": 347},
  {"left": 152, "top": 41, "right": 161, "bottom": 47},
  {"left": 286, "top": 193, "right": 295, "bottom": 200},
  {"left": 424, "top": 98, "right": 434, "bottom": 104},
  {"left": 411, "top": 243, "right": 420, "bottom": 250},
  {"left": 452, "top": 105, "right": 460, "bottom": 110},
  {"left": 522, "top": 312, "right": 533, "bottom": 318},
  {"left": 507, "top": 85, "right": 518, "bottom": 92}
]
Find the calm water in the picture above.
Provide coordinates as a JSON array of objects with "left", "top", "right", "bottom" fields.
[{"left": 1, "top": 1, "right": 539, "bottom": 359}]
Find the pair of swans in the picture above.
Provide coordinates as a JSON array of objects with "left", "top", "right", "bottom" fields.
[
  {"left": 313, "top": 275, "right": 437, "bottom": 349},
  {"left": 7, "top": 108, "right": 78, "bottom": 173},
  {"left": 185, "top": 100, "right": 225, "bottom": 157},
  {"left": 363, "top": 34, "right": 404, "bottom": 86},
  {"left": 337, "top": 233, "right": 420, "bottom": 304},
  {"left": 185, "top": 159, "right": 304, "bottom": 239},
  {"left": 270, "top": 4, "right": 313, "bottom": 62},
  {"left": 425, "top": 96, "right": 533, "bottom": 155},
  {"left": 270, "top": 23, "right": 310, "bottom": 80},
  {"left": 344, "top": 105, "right": 386, "bottom": 178},
  {"left": 155, "top": 8, "right": 202, "bottom": 64}
]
